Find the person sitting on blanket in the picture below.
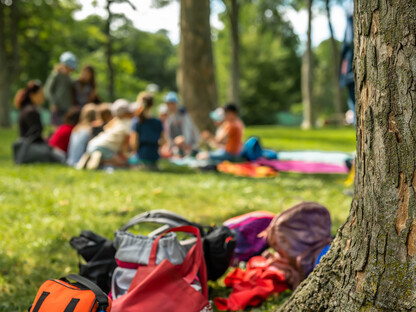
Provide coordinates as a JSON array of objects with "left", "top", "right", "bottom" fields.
[
  {"left": 129, "top": 94, "right": 164, "bottom": 169},
  {"left": 49, "top": 106, "right": 81, "bottom": 154},
  {"left": 200, "top": 107, "right": 227, "bottom": 151},
  {"left": 91, "top": 103, "right": 113, "bottom": 138},
  {"left": 77, "top": 99, "right": 134, "bottom": 170},
  {"left": 164, "top": 91, "right": 199, "bottom": 157},
  {"left": 15, "top": 80, "right": 46, "bottom": 143},
  {"left": 198, "top": 103, "right": 244, "bottom": 163},
  {"left": 66, "top": 104, "right": 97, "bottom": 167}
]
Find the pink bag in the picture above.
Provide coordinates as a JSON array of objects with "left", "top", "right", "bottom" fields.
[{"left": 112, "top": 226, "right": 212, "bottom": 312}]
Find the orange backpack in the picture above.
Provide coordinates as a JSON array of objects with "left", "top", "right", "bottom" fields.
[{"left": 29, "top": 274, "right": 111, "bottom": 312}]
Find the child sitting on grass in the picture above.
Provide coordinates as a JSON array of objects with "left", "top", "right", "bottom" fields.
[
  {"left": 77, "top": 99, "right": 134, "bottom": 170},
  {"left": 129, "top": 94, "right": 164, "bottom": 169},
  {"left": 66, "top": 104, "right": 97, "bottom": 166},
  {"left": 49, "top": 107, "right": 80, "bottom": 154},
  {"left": 197, "top": 103, "right": 244, "bottom": 163},
  {"left": 92, "top": 103, "right": 113, "bottom": 138}
]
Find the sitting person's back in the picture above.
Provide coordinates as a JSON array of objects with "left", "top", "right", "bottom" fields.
[
  {"left": 92, "top": 103, "right": 113, "bottom": 138},
  {"left": 89, "top": 116, "right": 131, "bottom": 154},
  {"left": 224, "top": 119, "right": 244, "bottom": 156},
  {"left": 49, "top": 107, "right": 80, "bottom": 153},
  {"left": 79, "top": 99, "right": 134, "bottom": 169},
  {"left": 13, "top": 80, "right": 65, "bottom": 164},
  {"left": 164, "top": 92, "right": 199, "bottom": 156},
  {"left": 16, "top": 81, "right": 45, "bottom": 143},
  {"left": 67, "top": 104, "right": 96, "bottom": 166},
  {"left": 130, "top": 94, "right": 163, "bottom": 166}
]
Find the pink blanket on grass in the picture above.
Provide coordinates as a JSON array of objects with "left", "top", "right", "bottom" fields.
[{"left": 256, "top": 158, "right": 349, "bottom": 174}]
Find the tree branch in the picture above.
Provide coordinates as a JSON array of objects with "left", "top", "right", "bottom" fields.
[{"left": 112, "top": 0, "right": 136, "bottom": 10}]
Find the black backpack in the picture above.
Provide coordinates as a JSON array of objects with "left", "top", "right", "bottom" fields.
[
  {"left": 203, "top": 225, "right": 236, "bottom": 281},
  {"left": 69, "top": 231, "right": 117, "bottom": 294}
]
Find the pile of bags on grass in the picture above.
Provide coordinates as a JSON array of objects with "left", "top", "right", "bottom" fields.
[{"left": 28, "top": 202, "right": 333, "bottom": 312}]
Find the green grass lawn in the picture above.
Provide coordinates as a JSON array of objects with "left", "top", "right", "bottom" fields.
[{"left": 0, "top": 126, "right": 356, "bottom": 311}]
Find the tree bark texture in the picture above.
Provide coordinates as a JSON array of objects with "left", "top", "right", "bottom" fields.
[
  {"left": 302, "top": 0, "right": 314, "bottom": 129},
  {"left": 279, "top": 0, "right": 416, "bottom": 310},
  {"left": 106, "top": 0, "right": 115, "bottom": 102},
  {"left": 326, "top": 0, "right": 344, "bottom": 125},
  {"left": 179, "top": 0, "right": 218, "bottom": 132},
  {"left": 0, "top": 1, "right": 19, "bottom": 128},
  {"left": 228, "top": 0, "right": 241, "bottom": 107}
]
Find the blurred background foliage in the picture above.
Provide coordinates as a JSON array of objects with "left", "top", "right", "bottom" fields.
[{"left": 3, "top": 0, "right": 348, "bottom": 125}]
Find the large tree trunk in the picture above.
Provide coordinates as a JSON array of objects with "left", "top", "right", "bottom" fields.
[
  {"left": 228, "top": 0, "right": 241, "bottom": 107},
  {"left": 0, "top": 1, "right": 19, "bottom": 128},
  {"left": 279, "top": 0, "right": 416, "bottom": 310},
  {"left": 179, "top": 0, "right": 218, "bottom": 132},
  {"left": 105, "top": 0, "right": 115, "bottom": 102},
  {"left": 301, "top": 0, "right": 314, "bottom": 129},
  {"left": 326, "top": 0, "right": 343, "bottom": 125}
]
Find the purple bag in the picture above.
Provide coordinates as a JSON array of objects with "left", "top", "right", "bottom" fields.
[{"left": 224, "top": 211, "right": 275, "bottom": 263}]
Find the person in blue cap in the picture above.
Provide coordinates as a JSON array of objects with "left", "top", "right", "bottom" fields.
[
  {"left": 164, "top": 91, "right": 199, "bottom": 156},
  {"left": 44, "top": 51, "right": 78, "bottom": 127},
  {"left": 200, "top": 107, "right": 226, "bottom": 150}
]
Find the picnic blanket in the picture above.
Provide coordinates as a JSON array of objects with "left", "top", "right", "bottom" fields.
[
  {"left": 169, "top": 156, "right": 210, "bottom": 168},
  {"left": 217, "top": 161, "right": 277, "bottom": 178},
  {"left": 276, "top": 151, "right": 354, "bottom": 166},
  {"left": 256, "top": 159, "right": 349, "bottom": 174}
]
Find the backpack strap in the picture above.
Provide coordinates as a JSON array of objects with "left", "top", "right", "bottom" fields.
[
  {"left": 64, "top": 274, "right": 109, "bottom": 311},
  {"left": 147, "top": 226, "right": 208, "bottom": 298}
]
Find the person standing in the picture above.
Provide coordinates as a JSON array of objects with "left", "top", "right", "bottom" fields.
[
  {"left": 44, "top": 51, "right": 77, "bottom": 127},
  {"left": 73, "top": 65, "right": 98, "bottom": 107},
  {"left": 340, "top": 8, "right": 355, "bottom": 125}
]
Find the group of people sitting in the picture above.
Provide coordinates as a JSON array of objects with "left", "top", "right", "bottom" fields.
[{"left": 14, "top": 52, "right": 245, "bottom": 169}]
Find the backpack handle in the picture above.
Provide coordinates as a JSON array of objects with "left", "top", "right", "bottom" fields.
[
  {"left": 65, "top": 274, "right": 109, "bottom": 310},
  {"left": 119, "top": 210, "right": 204, "bottom": 235},
  {"left": 148, "top": 226, "right": 208, "bottom": 298}
]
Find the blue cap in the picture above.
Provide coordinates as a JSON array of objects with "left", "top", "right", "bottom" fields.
[
  {"left": 164, "top": 91, "right": 178, "bottom": 104},
  {"left": 59, "top": 51, "right": 78, "bottom": 70}
]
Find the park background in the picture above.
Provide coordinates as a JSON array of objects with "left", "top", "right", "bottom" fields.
[{"left": 0, "top": 0, "right": 354, "bottom": 128}]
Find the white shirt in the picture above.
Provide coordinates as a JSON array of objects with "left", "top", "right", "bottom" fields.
[{"left": 88, "top": 118, "right": 132, "bottom": 152}]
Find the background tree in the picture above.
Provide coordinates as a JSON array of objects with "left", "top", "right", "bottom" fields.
[
  {"left": 279, "top": 0, "right": 416, "bottom": 309},
  {"left": 179, "top": 0, "right": 218, "bottom": 131},
  {"left": 313, "top": 38, "right": 348, "bottom": 122},
  {"left": 222, "top": 0, "right": 241, "bottom": 107},
  {"left": 301, "top": 0, "right": 314, "bottom": 129},
  {"left": 104, "top": 0, "right": 136, "bottom": 102},
  {"left": 0, "top": 1, "right": 19, "bottom": 128},
  {"left": 215, "top": 0, "right": 301, "bottom": 125},
  {"left": 325, "top": 0, "right": 343, "bottom": 125}
]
